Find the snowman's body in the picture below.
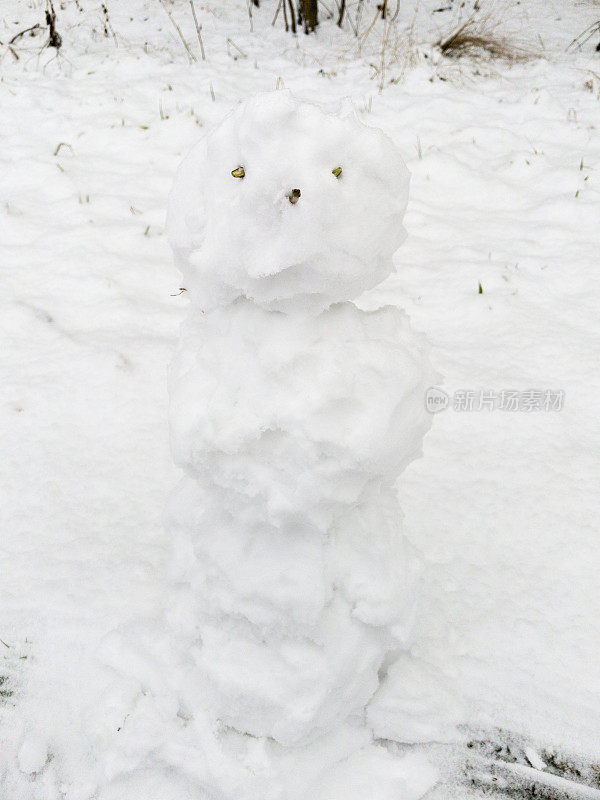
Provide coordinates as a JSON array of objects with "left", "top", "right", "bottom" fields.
[{"left": 165, "top": 91, "right": 438, "bottom": 794}]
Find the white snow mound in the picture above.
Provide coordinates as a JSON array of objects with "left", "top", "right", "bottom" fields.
[{"left": 167, "top": 90, "right": 410, "bottom": 312}]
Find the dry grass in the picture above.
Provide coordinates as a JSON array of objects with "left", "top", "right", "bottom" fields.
[
  {"left": 436, "top": 14, "right": 535, "bottom": 64},
  {"left": 379, "top": 2, "right": 420, "bottom": 83},
  {"left": 567, "top": 20, "right": 600, "bottom": 52}
]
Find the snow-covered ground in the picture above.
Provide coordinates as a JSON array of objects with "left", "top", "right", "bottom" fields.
[{"left": 1, "top": 0, "right": 599, "bottom": 797}]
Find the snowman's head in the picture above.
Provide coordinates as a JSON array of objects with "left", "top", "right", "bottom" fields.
[{"left": 168, "top": 91, "right": 410, "bottom": 312}]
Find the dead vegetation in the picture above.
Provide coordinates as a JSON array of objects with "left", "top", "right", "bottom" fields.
[
  {"left": 347, "top": 1, "right": 540, "bottom": 90},
  {"left": 567, "top": 20, "right": 600, "bottom": 53},
  {"left": 436, "top": 14, "right": 535, "bottom": 63}
]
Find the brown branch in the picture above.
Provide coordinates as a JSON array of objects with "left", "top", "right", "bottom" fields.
[
  {"left": 288, "top": 0, "right": 297, "bottom": 33},
  {"left": 46, "top": 2, "right": 62, "bottom": 49},
  {"left": 9, "top": 23, "right": 42, "bottom": 44}
]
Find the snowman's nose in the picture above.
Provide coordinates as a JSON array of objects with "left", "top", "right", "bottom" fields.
[{"left": 287, "top": 188, "right": 301, "bottom": 205}]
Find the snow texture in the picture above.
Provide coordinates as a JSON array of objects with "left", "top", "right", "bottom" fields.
[{"left": 1, "top": 1, "right": 600, "bottom": 798}]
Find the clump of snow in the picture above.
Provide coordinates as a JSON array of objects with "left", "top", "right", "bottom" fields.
[
  {"left": 167, "top": 91, "right": 410, "bottom": 312},
  {"left": 367, "top": 653, "right": 464, "bottom": 743},
  {"left": 169, "top": 301, "right": 432, "bottom": 537}
]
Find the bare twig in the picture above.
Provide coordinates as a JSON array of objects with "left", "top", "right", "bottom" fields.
[
  {"left": 358, "top": 6, "right": 381, "bottom": 50},
  {"left": 272, "top": 0, "right": 283, "bottom": 26},
  {"left": 282, "top": 0, "right": 289, "bottom": 31},
  {"left": 288, "top": 0, "right": 297, "bottom": 34},
  {"left": 53, "top": 142, "right": 73, "bottom": 156},
  {"left": 356, "top": 0, "right": 365, "bottom": 32},
  {"left": 567, "top": 20, "right": 600, "bottom": 51},
  {"left": 337, "top": 0, "right": 345, "bottom": 27},
  {"left": 318, "top": 0, "right": 334, "bottom": 19},
  {"left": 46, "top": 1, "right": 62, "bottom": 49},
  {"left": 246, "top": 0, "right": 254, "bottom": 32},
  {"left": 9, "top": 23, "right": 42, "bottom": 44},
  {"left": 189, "top": 0, "right": 206, "bottom": 60},
  {"left": 159, "top": 0, "right": 196, "bottom": 62},
  {"left": 227, "top": 37, "right": 247, "bottom": 58},
  {"left": 101, "top": 3, "right": 118, "bottom": 46},
  {"left": 379, "top": 16, "right": 394, "bottom": 90},
  {"left": 345, "top": 5, "right": 358, "bottom": 36}
]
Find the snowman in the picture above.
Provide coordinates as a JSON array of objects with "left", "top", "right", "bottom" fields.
[{"left": 162, "top": 90, "right": 439, "bottom": 799}]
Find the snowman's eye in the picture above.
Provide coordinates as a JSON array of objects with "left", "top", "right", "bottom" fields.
[
  {"left": 231, "top": 166, "right": 245, "bottom": 179},
  {"left": 332, "top": 166, "right": 342, "bottom": 178}
]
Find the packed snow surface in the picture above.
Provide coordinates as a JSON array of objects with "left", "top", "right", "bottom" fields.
[{"left": 1, "top": 0, "right": 600, "bottom": 798}]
